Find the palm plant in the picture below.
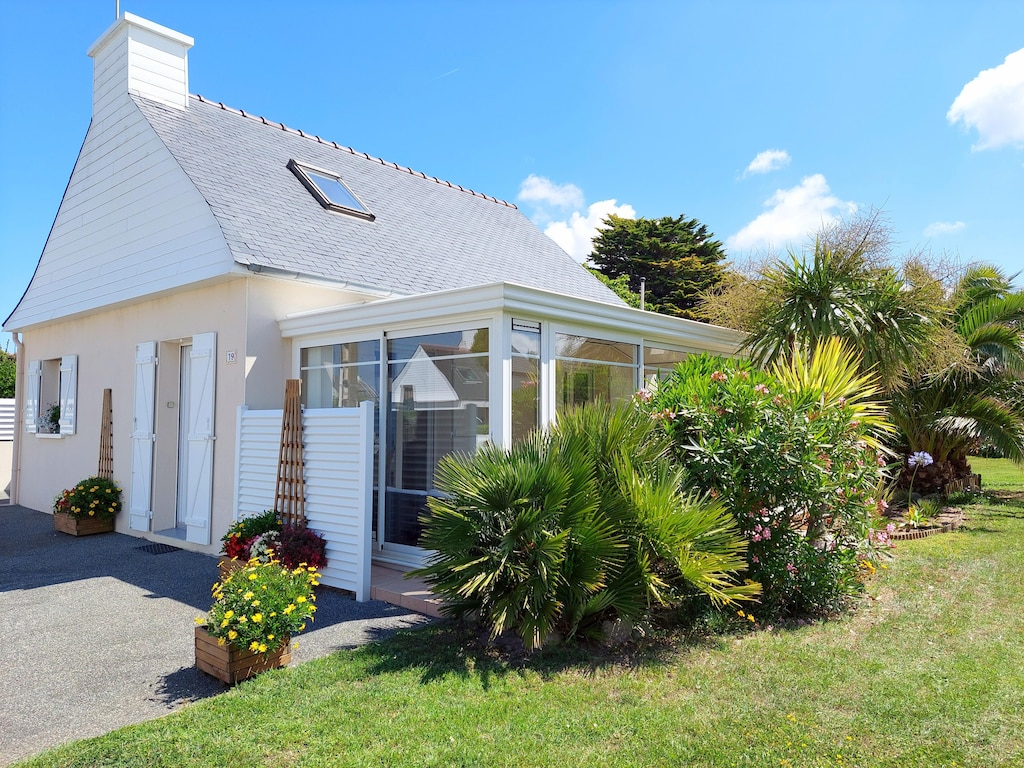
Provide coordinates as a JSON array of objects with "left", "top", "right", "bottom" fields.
[
  {"left": 742, "top": 240, "right": 935, "bottom": 392},
  {"left": 414, "top": 403, "right": 757, "bottom": 649},
  {"left": 889, "top": 265, "right": 1024, "bottom": 485}
]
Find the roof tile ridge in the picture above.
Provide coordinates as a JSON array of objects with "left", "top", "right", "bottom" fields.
[{"left": 191, "top": 93, "right": 517, "bottom": 209}]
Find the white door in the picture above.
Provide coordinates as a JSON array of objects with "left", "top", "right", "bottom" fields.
[
  {"left": 130, "top": 342, "right": 157, "bottom": 531},
  {"left": 182, "top": 332, "right": 216, "bottom": 545},
  {"left": 175, "top": 344, "right": 192, "bottom": 528}
]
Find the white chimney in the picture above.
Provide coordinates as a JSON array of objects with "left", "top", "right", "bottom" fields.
[{"left": 87, "top": 13, "right": 194, "bottom": 116}]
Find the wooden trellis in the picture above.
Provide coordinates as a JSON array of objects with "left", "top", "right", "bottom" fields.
[
  {"left": 97, "top": 388, "right": 114, "bottom": 480},
  {"left": 274, "top": 379, "right": 306, "bottom": 527}
]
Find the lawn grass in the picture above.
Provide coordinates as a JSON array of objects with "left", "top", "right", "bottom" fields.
[{"left": 17, "top": 460, "right": 1024, "bottom": 768}]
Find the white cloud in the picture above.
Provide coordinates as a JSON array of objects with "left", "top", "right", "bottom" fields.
[
  {"left": 923, "top": 220, "right": 966, "bottom": 238},
  {"left": 743, "top": 149, "right": 791, "bottom": 176},
  {"left": 517, "top": 174, "right": 585, "bottom": 210},
  {"left": 947, "top": 48, "right": 1024, "bottom": 150},
  {"left": 727, "top": 174, "right": 857, "bottom": 252},
  {"left": 544, "top": 199, "right": 637, "bottom": 263}
]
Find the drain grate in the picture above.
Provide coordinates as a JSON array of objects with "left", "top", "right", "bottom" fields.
[{"left": 136, "top": 542, "right": 182, "bottom": 555}]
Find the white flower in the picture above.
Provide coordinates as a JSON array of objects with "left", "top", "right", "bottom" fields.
[{"left": 908, "top": 451, "right": 934, "bottom": 468}]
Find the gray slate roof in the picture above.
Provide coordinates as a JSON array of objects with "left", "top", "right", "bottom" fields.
[{"left": 133, "top": 95, "right": 624, "bottom": 306}]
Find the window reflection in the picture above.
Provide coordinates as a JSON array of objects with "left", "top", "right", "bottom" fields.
[{"left": 385, "top": 328, "right": 490, "bottom": 547}]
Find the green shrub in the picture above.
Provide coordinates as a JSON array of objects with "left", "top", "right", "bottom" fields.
[
  {"left": 414, "top": 402, "right": 757, "bottom": 649},
  {"left": 53, "top": 476, "right": 123, "bottom": 520},
  {"left": 645, "top": 339, "right": 892, "bottom": 619}
]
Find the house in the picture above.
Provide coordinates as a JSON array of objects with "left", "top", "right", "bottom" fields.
[{"left": 4, "top": 14, "right": 742, "bottom": 592}]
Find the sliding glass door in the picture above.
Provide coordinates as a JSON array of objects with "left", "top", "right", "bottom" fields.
[{"left": 384, "top": 327, "right": 490, "bottom": 550}]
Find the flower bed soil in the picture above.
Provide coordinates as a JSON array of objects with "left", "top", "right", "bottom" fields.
[{"left": 885, "top": 506, "right": 966, "bottom": 541}]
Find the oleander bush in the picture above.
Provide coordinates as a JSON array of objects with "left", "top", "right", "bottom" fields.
[{"left": 644, "top": 339, "right": 893, "bottom": 619}]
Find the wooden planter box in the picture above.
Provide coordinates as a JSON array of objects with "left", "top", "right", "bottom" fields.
[
  {"left": 194, "top": 626, "right": 290, "bottom": 684},
  {"left": 53, "top": 512, "right": 116, "bottom": 536},
  {"left": 217, "top": 555, "right": 245, "bottom": 581}
]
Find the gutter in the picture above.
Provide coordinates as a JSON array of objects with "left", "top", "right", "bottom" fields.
[
  {"left": 241, "top": 263, "right": 399, "bottom": 300},
  {"left": 9, "top": 332, "right": 23, "bottom": 505}
]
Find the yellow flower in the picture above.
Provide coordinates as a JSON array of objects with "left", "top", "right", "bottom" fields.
[
  {"left": 296, "top": 596, "right": 307, "bottom": 603},
  {"left": 217, "top": 637, "right": 226, "bottom": 646},
  {"left": 194, "top": 616, "right": 204, "bottom": 625},
  {"left": 252, "top": 613, "right": 263, "bottom": 622},
  {"left": 243, "top": 592, "right": 254, "bottom": 600},
  {"left": 267, "top": 634, "right": 275, "bottom": 641},
  {"left": 258, "top": 643, "right": 268, "bottom": 653},
  {"left": 248, "top": 573, "right": 259, "bottom": 580},
  {"left": 283, "top": 604, "right": 295, "bottom": 615},
  {"left": 238, "top": 615, "right": 248, "bottom": 623},
  {"left": 227, "top": 630, "right": 238, "bottom": 640},
  {"left": 249, "top": 641, "right": 260, "bottom": 651},
  {"left": 88, "top": 511, "right": 95, "bottom": 517},
  {"left": 220, "top": 618, "right": 230, "bottom": 628},
  {"left": 251, "top": 600, "right": 260, "bottom": 607},
  {"left": 224, "top": 610, "right": 234, "bottom": 619}
]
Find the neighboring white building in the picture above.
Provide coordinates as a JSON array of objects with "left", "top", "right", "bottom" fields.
[{"left": 4, "top": 14, "right": 742, "bottom": 578}]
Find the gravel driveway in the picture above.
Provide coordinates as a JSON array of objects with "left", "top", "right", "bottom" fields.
[{"left": 0, "top": 505, "right": 432, "bottom": 765}]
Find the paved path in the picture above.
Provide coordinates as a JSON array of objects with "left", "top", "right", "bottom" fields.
[{"left": 0, "top": 505, "right": 433, "bottom": 766}]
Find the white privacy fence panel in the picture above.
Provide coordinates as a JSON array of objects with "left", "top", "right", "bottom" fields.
[
  {"left": 234, "top": 409, "right": 282, "bottom": 520},
  {"left": 0, "top": 399, "right": 15, "bottom": 441},
  {"left": 234, "top": 402, "right": 373, "bottom": 600}
]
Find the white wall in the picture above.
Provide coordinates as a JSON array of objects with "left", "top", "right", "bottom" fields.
[
  {"left": 4, "top": 94, "right": 232, "bottom": 331},
  {"left": 14, "top": 280, "right": 247, "bottom": 552}
]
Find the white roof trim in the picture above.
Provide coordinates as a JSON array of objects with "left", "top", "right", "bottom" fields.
[{"left": 279, "top": 281, "right": 744, "bottom": 354}]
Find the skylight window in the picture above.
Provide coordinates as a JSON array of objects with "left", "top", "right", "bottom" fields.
[{"left": 288, "top": 159, "right": 374, "bottom": 220}]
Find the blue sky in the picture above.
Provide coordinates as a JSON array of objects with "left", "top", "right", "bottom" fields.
[{"left": 2, "top": 1, "right": 1022, "bottom": 350}]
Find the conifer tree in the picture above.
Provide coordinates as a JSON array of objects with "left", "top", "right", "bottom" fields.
[{"left": 589, "top": 214, "right": 727, "bottom": 320}]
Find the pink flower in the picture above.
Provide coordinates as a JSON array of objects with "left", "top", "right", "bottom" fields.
[
  {"left": 786, "top": 563, "right": 797, "bottom": 573},
  {"left": 762, "top": 526, "right": 771, "bottom": 540},
  {"left": 754, "top": 383, "right": 770, "bottom": 395},
  {"left": 885, "top": 523, "right": 896, "bottom": 534},
  {"left": 751, "top": 555, "right": 759, "bottom": 564},
  {"left": 710, "top": 371, "right": 727, "bottom": 382}
]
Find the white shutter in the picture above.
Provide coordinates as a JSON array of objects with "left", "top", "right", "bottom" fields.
[
  {"left": 25, "top": 360, "right": 41, "bottom": 434},
  {"left": 59, "top": 354, "right": 78, "bottom": 435},
  {"left": 130, "top": 342, "right": 157, "bottom": 531},
  {"left": 184, "top": 332, "right": 216, "bottom": 545}
]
